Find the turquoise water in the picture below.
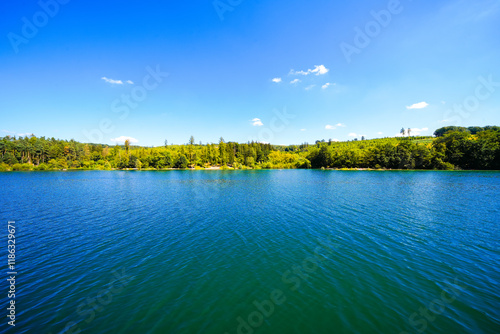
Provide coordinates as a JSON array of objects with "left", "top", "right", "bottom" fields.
[{"left": 0, "top": 170, "right": 499, "bottom": 334}]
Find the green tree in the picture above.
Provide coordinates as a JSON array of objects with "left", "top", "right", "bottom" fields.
[
  {"left": 219, "top": 137, "right": 227, "bottom": 165},
  {"left": 434, "top": 131, "right": 471, "bottom": 168},
  {"left": 434, "top": 126, "right": 469, "bottom": 137},
  {"left": 135, "top": 158, "right": 142, "bottom": 170},
  {"left": 124, "top": 139, "right": 130, "bottom": 156},
  {"left": 174, "top": 154, "right": 188, "bottom": 168}
]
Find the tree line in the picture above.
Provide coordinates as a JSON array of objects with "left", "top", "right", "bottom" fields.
[{"left": 0, "top": 126, "right": 499, "bottom": 171}]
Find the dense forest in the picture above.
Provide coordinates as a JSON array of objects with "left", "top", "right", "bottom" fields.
[{"left": 0, "top": 126, "right": 499, "bottom": 171}]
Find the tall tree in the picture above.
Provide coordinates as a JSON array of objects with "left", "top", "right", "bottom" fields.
[
  {"left": 124, "top": 139, "right": 130, "bottom": 156},
  {"left": 219, "top": 138, "right": 227, "bottom": 165},
  {"left": 188, "top": 135, "right": 195, "bottom": 165}
]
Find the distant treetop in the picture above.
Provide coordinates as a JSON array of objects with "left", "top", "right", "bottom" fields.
[{"left": 434, "top": 126, "right": 500, "bottom": 137}]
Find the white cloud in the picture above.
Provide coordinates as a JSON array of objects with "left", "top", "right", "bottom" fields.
[
  {"left": 325, "top": 123, "right": 346, "bottom": 130},
  {"left": 110, "top": 136, "right": 139, "bottom": 144},
  {"left": 331, "top": 139, "right": 340, "bottom": 142},
  {"left": 311, "top": 65, "right": 329, "bottom": 75},
  {"left": 252, "top": 118, "right": 264, "bottom": 126},
  {"left": 409, "top": 127, "right": 429, "bottom": 135},
  {"left": 290, "top": 79, "right": 301, "bottom": 84},
  {"left": 300, "top": 129, "right": 306, "bottom": 131},
  {"left": 377, "top": 132, "right": 383, "bottom": 135},
  {"left": 305, "top": 85, "right": 316, "bottom": 91},
  {"left": 406, "top": 102, "right": 429, "bottom": 110},
  {"left": 290, "top": 65, "right": 329, "bottom": 76},
  {"left": 102, "top": 77, "right": 133, "bottom": 85},
  {"left": 348, "top": 133, "right": 365, "bottom": 138},
  {"left": 289, "top": 69, "right": 309, "bottom": 75},
  {"left": 102, "top": 77, "right": 124, "bottom": 85},
  {"left": 272, "top": 78, "right": 282, "bottom": 83},
  {"left": 322, "top": 83, "right": 331, "bottom": 89},
  {"left": 2, "top": 130, "right": 33, "bottom": 137}
]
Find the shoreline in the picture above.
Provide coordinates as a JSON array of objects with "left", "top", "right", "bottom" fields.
[{"left": 1, "top": 168, "right": 499, "bottom": 172}]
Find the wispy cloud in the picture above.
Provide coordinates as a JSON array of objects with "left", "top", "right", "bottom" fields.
[
  {"left": 252, "top": 118, "right": 264, "bottom": 126},
  {"left": 325, "top": 123, "right": 346, "bottom": 130},
  {"left": 406, "top": 102, "right": 429, "bottom": 110},
  {"left": 290, "top": 65, "right": 329, "bottom": 76},
  {"left": 290, "top": 79, "right": 301, "bottom": 84},
  {"left": 272, "top": 78, "right": 282, "bottom": 83},
  {"left": 290, "top": 70, "right": 308, "bottom": 75},
  {"left": 472, "top": 1, "right": 500, "bottom": 20},
  {"left": 102, "top": 77, "right": 134, "bottom": 85},
  {"left": 300, "top": 129, "right": 306, "bottom": 131},
  {"left": 110, "top": 136, "right": 138, "bottom": 143},
  {"left": 322, "top": 82, "right": 334, "bottom": 89},
  {"left": 442, "top": 0, "right": 500, "bottom": 23},
  {"left": 377, "top": 132, "right": 383, "bottom": 135},
  {"left": 102, "top": 77, "right": 123, "bottom": 85},
  {"left": 2, "top": 130, "right": 33, "bottom": 137},
  {"left": 410, "top": 127, "right": 429, "bottom": 135},
  {"left": 348, "top": 133, "right": 365, "bottom": 138},
  {"left": 305, "top": 85, "right": 316, "bottom": 91}
]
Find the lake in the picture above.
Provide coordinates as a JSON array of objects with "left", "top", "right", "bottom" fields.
[{"left": 0, "top": 170, "right": 499, "bottom": 334}]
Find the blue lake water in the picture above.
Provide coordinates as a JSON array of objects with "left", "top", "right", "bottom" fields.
[{"left": 0, "top": 170, "right": 499, "bottom": 333}]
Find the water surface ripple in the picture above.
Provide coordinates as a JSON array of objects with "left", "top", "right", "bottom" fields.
[{"left": 0, "top": 170, "right": 499, "bottom": 333}]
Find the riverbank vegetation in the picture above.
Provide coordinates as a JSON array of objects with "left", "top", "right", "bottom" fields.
[{"left": 0, "top": 126, "right": 499, "bottom": 171}]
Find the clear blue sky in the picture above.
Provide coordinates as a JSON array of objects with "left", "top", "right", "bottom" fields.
[{"left": 1, "top": 0, "right": 499, "bottom": 145}]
